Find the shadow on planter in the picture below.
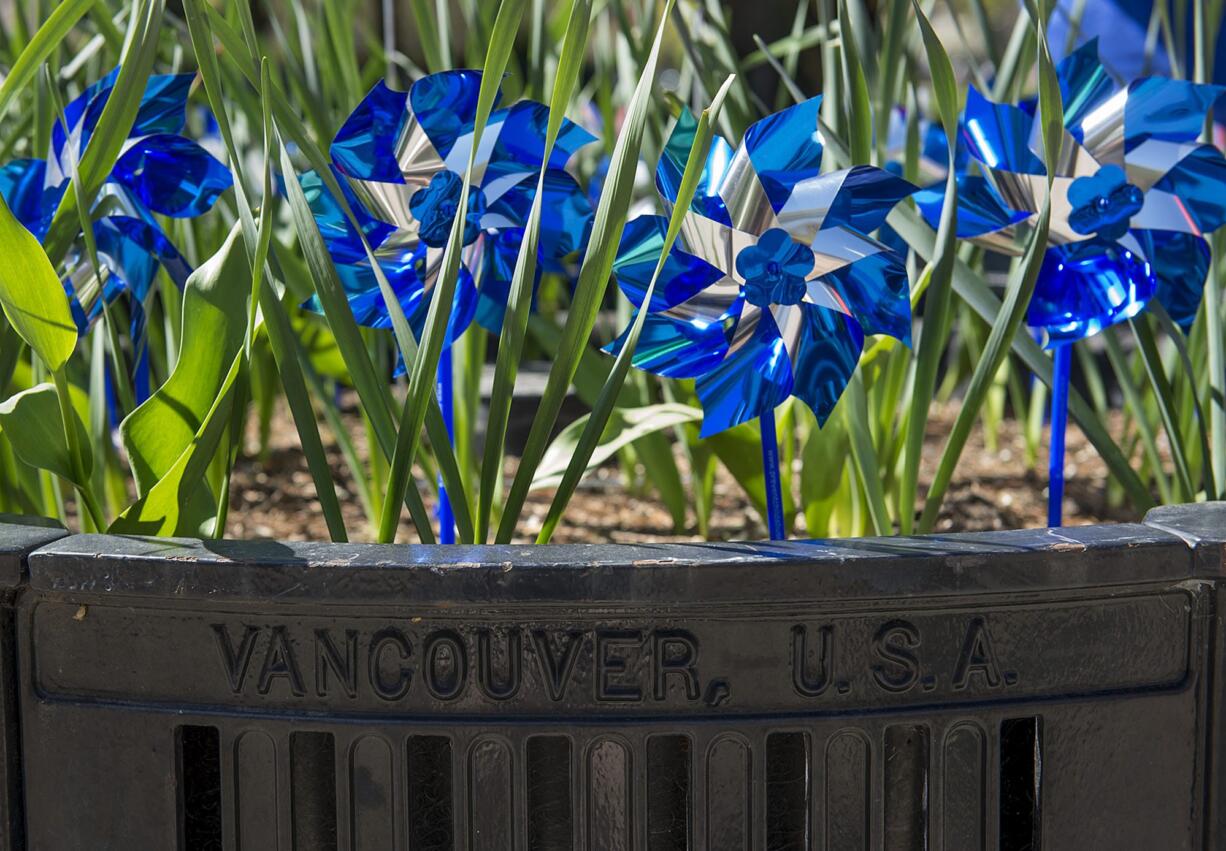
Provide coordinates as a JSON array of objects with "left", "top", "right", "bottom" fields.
[{"left": 11, "top": 507, "right": 1226, "bottom": 849}]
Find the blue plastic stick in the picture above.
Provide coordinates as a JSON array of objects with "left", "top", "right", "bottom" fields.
[
  {"left": 760, "top": 409, "right": 786, "bottom": 540},
  {"left": 1048, "top": 342, "right": 1072, "bottom": 527},
  {"left": 134, "top": 341, "right": 150, "bottom": 405},
  {"left": 436, "top": 346, "right": 456, "bottom": 544}
]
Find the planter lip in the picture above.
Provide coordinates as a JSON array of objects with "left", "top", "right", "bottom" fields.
[
  {"left": 0, "top": 515, "right": 66, "bottom": 589},
  {"left": 22, "top": 513, "right": 1214, "bottom": 606}
]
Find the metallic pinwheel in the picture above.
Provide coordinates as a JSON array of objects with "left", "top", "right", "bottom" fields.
[
  {"left": 302, "top": 70, "right": 595, "bottom": 346},
  {"left": 0, "top": 69, "right": 232, "bottom": 400},
  {"left": 607, "top": 98, "right": 916, "bottom": 538},
  {"left": 303, "top": 70, "right": 595, "bottom": 541},
  {"left": 915, "top": 39, "right": 1226, "bottom": 525}
]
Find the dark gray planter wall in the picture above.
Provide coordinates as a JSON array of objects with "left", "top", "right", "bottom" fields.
[
  {"left": 8, "top": 507, "right": 1226, "bottom": 850},
  {"left": 0, "top": 517, "right": 65, "bottom": 851}
]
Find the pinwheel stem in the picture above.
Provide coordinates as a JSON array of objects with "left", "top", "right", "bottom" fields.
[
  {"left": 133, "top": 343, "right": 151, "bottom": 406},
  {"left": 437, "top": 346, "right": 456, "bottom": 545},
  {"left": 1048, "top": 342, "right": 1072, "bottom": 528},
  {"left": 760, "top": 409, "right": 786, "bottom": 540}
]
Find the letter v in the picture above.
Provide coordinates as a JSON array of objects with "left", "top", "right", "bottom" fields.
[
  {"left": 531, "top": 630, "right": 584, "bottom": 702},
  {"left": 212, "top": 624, "right": 260, "bottom": 693}
]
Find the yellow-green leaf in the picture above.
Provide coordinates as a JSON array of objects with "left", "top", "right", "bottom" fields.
[
  {"left": 0, "top": 383, "right": 90, "bottom": 486},
  {"left": 0, "top": 194, "right": 77, "bottom": 372},
  {"left": 119, "top": 223, "right": 249, "bottom": 530}
]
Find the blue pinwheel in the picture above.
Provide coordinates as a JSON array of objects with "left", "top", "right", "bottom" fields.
[
  {"left": 303, "top": 70, "right": 596, "bottom": 542},
  {"left": 607, "top": 98, "right": 916, "bottom": 538},
  {"left": 915, "top": 39, "right": 1226, "bottom": 524},
  {"left": 301, "top": 70, "right": 595, "bottom": 346},
  {"left": 0, "top": 69, "right": 232, "bottom": 400}
]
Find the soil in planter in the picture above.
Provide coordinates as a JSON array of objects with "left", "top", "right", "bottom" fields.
[{"left": 223, "top": 403, "right": 1137, "bottom": 543}]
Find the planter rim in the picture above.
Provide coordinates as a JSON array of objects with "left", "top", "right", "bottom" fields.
[
  {"left": 20, "top": 508, "right": 1222, "bottom": 605},
  {"left": 0, "top": 514, "right": 65, "bottom": 589}
]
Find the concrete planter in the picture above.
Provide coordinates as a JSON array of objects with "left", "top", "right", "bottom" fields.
[{"left": 5, "top": 505, "right": 1226, "bottom": 849}]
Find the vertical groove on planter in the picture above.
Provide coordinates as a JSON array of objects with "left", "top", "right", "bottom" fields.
[
  {"left": 526, "top": 735, "right": 573, "bottom": 849},
  {"left": 349, "top": 735, "right": 395, "bottom": 851},
  {"left": 941, "top": 723, "right": 986, "bottom": 850},
  {"left": 177, "top": 725, "right": 223, "bottom": 851},
  {"left": 883, "top": 724, "right": 930, "bottom": 850},
  {"left": 587, "top": 739, "right": 631, "bottom": 850},
  {"left": 705, "top": 735, "right": 751, "bottom": 850},
  {"left": 468, "top": 738, "right": 513, "bottom": 850},
  {"left": 824, "top": 730, "right": 871, "bottom": 850},
  {"left": 235, "top": 730, "right": 279, "bottom": 850},
  {"left": 765, "top": 731, "right": 809, "bottom": 850},
  {"left": 999, "top": 716, "right": 1043, "bottom": 851},
  {"left": 290, "top": 731, "right": 337, "bottom": 851},
  {"left": 646, "top": 734, "right": 691, "bottom": 850},
  {"left": 407, "top": 735, "right": 454, "bottom": 850}
]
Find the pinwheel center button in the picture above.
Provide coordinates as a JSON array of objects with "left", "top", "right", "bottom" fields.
[
  {"left": 410, "top": 170, "right": 488, "bottom": 248},
  {"left": 1068, "top": 164, "right": 1144, "bottom": 242},
  {"left": 735, "top": 227, "right": 815, "bottom": 307}
]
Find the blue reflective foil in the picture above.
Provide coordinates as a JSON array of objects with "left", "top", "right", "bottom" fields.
[
  {"left": 68, "top": 215, "right": 192, "bottom": 355},
  {"left": 299, "top": 168, "right": 395, "bottom": 264},
  {"left": 1134, "top": 229, "right": 1211, "bottom": 329},
  {"left": 112, "top": 134, "right": 232, "bottom": 217},
  {"left": 130, "top": 74, "right": 195, "bottom": 135},
  {"left": 1056, "top": 39, "right": 1117, "bottom": 134},
  {"left": 821, "top": 249, "right": 912, "bottom": 345},
  {"left": 922, "top": 121, "right": 968, "bottom": 173},
  {"left": 1028, "top": 240, "right": 1156, "bottom": 344},
  {"left": 485, "top": 102, "right": 595, "bottom": 175},
  {"left": 1123, "top": 77, "right": 1226, "bottom": 149},
  {"left": 656, "top": 110, "right": 735, "bottom": 224},
  {"left": 474, "top": 228, "right": 542, "bottom": 334},
  {"left": 89, "top": 215, "right": 191, "bottom": 318},
  {"left": 790, "top": 304, "right": 865, "bottom": 425},
  {"left": 409, "top": 70, "right": 490, "bottom": 161},
  {"left": 611, "top": 216, "right": 726, "bottom": 312},
  {"left": 98, "top": 215, "right": 192, "bottom": 291},
  {"left": 961, "top": 87, "right": 1045, "bottom": 174},
  {"left": 914, "top": 174, "right": 1030, "bottom": 239},
  {"left": 52, "top": 71, "right": 194, "bottom": 169},
  {"left": 1150, "top": 144, "right": 1226, "bottom": 234},
  {"left": 695, "top": 310, "right": 795, "bottom": 436},
  {"left": 482, "top": 169, "right": 593, "bottom": 263},
  {"left": 307, "top": 246, "right": 478, "bottom": 347},
  {"left": 330, "top": 80, "right": 409, "bottom": 181},
  {"left": 743, "top": 96, "right": 824, "bottom": 213},
  {"left": 604, "top": 310, "right": 732, "bottom": 380},
  {"left": 52, "top": 68, "right": 119, "bottom": 165},
  {"left": 819, "top": 165, "right": 917, "bottom": 235},
  {"left": 0, "top": 158, "right": 56, "bottom": 239},
  {"left": 536, "top": 171, "right": 594, "bottom": 264}
]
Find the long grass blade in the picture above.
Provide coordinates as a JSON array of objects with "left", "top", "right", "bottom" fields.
[
  {"left": 377, "top": 0, "right": 529, "bottom": 543},
  {"left": 899, "top": 0, "right": 959, "bottom": 534},
  {"left": 478, "top": 0, "right": 594, "bottom": 542},
  {"left": 182, "top": 0, "right": 349, "bottom": 541},
  {"left": 535, "top": 73, "right": 734, "bottom": 544},
  {"left": 495, "top": 0, "right": 678, "bottom": 544},
  {"left": 0, "top": 0, "right": 94, "bottom": 121},
  {"left": 1129, "top": 316, "right": 1197, "bottom": 499}
]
